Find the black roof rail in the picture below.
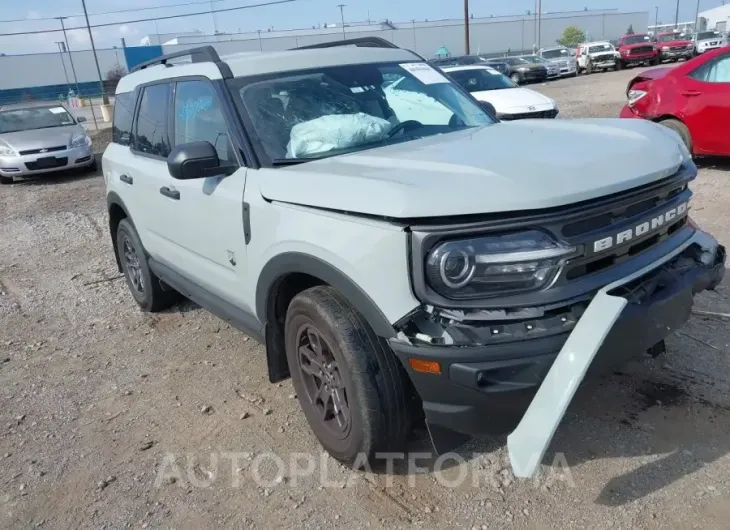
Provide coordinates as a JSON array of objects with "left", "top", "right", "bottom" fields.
[
  {"left": 293, "top": 37, "right": 400, "bottom": 50},
  {"left": 130, "top": 45, "right": 233, "bottom": 78}
]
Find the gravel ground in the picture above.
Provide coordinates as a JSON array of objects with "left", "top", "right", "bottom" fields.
[{"left": 1, "top": 66, "right": 729, "bottom": 530}]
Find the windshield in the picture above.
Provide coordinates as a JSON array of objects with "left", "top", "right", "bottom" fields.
[
  {"left": 697, "top": 31, "right": 720, "bottom": 40},
  {"left": 521, "top": 56, "right": 546, "bottom": 64},
  {"left": 588, "top": 44, "right": 614, "bottom": 53},
  {"left": 232, "top": 62, "right": 494, "bottom": 162},
  {"left": 448, "top": 68, "right": 516, "bottom": 92},
  {"left": 622, "top": 35, "right": 651, "bottom": 45},
  {"left": 541, "top": 48, "right": 569, "bottom": 59},
  {"left": 0, "top": 106, "right": 75, "bottom": 134},
  {"left": 658, "top": 33, "right": 683, "bottom": 42}
]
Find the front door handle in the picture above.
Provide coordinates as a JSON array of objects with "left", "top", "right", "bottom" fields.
[
  {"left": 120, "top": 174, "right": 133, "bottom": 185},
  {"left": 159, "top": 186, "right": 180, "bottom": 200},
  {"left": 682, "top": 90, "right": 702, "bottom": 96}
]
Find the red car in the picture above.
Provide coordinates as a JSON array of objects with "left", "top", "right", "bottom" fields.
[
  {"left": 616, "top": 33, "right": 659, "bottom": 69},
  {"left": 655, "top": 31, "right": 694, "bottom": 62},
  {"left": 620, "top": 46, "right": 730, "bottom": 157}
]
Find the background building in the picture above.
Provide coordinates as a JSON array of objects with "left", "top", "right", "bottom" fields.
[
  {"left": 0, "top": 9, "right": 648, "bottom": 104},
  {"left": 699, "top": 4, "right": 730, "bottom": 32}
]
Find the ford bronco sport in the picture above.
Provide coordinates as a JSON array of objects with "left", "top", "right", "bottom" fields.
[{"left": 103, "top": 39, "right": 726, "bottom": 477}]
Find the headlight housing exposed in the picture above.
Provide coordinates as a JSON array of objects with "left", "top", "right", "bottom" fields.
[
  {"left": 627, "top": 89, "right": 647, "bottom": 106},
  {"left": 424, "top": 230, "right": 576, "bottom": 300},
  {"left": 69, "top": 134, "right": 91, "bottom": 149}
]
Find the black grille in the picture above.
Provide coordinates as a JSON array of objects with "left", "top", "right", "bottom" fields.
[
  {"left": 18, "top": 146, "right": 66, "bottom": 156},
  {"left": 630, "top": 46, "right": 655, "bottom": 55},
  {"left": 594, "top": 54, "right": 615, "bottom": 62},
  {"left": 25, "top": 157, "right": 68, "bottom": 171},
  {"left": 500, "top": 109, "right": 559, "bottom": 120}
]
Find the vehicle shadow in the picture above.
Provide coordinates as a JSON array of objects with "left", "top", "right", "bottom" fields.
[
  {"left": 13, "top": 154, "right": 102, "bottom": 186},
  {"left": 696, "top": 156, "right": 730, "bottom": 171}
]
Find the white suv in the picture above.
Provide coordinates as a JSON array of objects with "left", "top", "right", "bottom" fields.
[{"left": 103, "top": 40, "right": 725, "bottom": 477}]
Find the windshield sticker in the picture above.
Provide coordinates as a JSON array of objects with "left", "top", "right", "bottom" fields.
[
  {"left": 48, "top": 107, "right": 67, "bottom": 114},
  {"left": 400, "top": 63, "right": 449, "bottom": 84}
]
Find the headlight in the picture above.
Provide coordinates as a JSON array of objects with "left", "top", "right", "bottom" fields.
[
  {"left": 69, "top": 135, "right": 90, "bottom": 148},
  {"left": 0, "top": 144, "right": 16, "bottom": 156},
  {"left": 662, "top": 46, "right": 670, "bottom": 50},
  {"left": 516, "top": 66, "right": 528, "bottom": 71},
  {"left": 424, "top": 231, "right": 576, "bottom": 299},
  {"left": 628, "top": 89, "right": 647, "bottom": 106}
]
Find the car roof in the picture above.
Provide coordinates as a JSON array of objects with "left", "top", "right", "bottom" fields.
[
  {"left": 583, "top": 41, "right": 613, "bottom": 46},
  {"left": 0, "top": 101, "right": 69, "bottom": 111},
  {"left": 117, "top": 47, "right": 420, "bottom": 94}
]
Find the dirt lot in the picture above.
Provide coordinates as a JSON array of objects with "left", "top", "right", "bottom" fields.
[{"left": 1, "top": 67, "right": 729, "bottom": 530}]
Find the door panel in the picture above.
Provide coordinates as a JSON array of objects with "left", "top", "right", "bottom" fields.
[{"left": 682, "top": 52, "right": 730, "bottom": 155}]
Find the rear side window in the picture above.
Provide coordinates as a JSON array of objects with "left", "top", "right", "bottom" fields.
[
  {"left": 112, "top": 92, "right": 135, "bottom": 146},
  {"left": 133, "top": 83, "right": 171, "bottom": 158},
  {"left": 690, "top": 53, "right": 730, "bottom": 83}
]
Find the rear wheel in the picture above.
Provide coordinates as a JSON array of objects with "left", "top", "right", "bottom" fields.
[
  {"left": 659, "top": 118, "right": 693, "bottom": 155},
  {"left": 116, "top": 218, "right": 179, "bottom": 312},
  {"left": 285, "top": 286, "right": 412, "bottom": 467}
]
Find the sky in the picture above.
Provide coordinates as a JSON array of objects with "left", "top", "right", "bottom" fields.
[{"left": 0, "top": 0, "right": 725, "bottom": 55}]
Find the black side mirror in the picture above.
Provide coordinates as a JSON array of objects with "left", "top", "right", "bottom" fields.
[
  {"left": 167, "top": 141, "right": 236, "bottom": 180},
  {"left": 76, "top": 116, "right": 87, "bottom": 123},
  {"left": 479, "top": 100, "right": 497, "bottom": 117}
]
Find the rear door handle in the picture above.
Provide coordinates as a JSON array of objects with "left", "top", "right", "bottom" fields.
[
  {"left": 120, "top": 174, "right": 133, "bottom": 185},
  {"left": 159, "top": 186, "right": 180, "bottom": 200},
  {"left": 682, "top": 90, "right": 702, "bottom": 96}
]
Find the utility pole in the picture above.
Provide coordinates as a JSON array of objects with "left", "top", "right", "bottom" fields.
[
  {"left": 655, "top": 6, "right": 659, "bottom": 30},
  {"left": 58, "top": 16, "right": 98, "bottom": 130},
  {"left": 411, "top": 20, "right": 417, "bottom": 51},
  {"left": 464, "top": 0, "right": 470, "bottom": 55},
  {"left": 81, "top": 0, "right": 110, "bottom": 106},
  {"left": 338, "top": 4, "right": 346, "bottom": 40},
  {"left": 694, "top": 0, "right": 701, "bottom": 32},
  {"left": 257, "top": 29, "right": 263, "bottom": 51},
  {"left": 55, "top": 42, "right": 70, "bottom": 87},
  {"left": 674, "top": 0, "right": 680, "bottom": 29},
  {"left": 536, "top": 0, "right": 542, "bottom": 51},
  {"left": 210, "top": 0, "right": 219, "bottom": 36}
]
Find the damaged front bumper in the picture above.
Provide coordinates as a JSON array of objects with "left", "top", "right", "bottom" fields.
[{"left": 389, "top": 230, "right": 725, "bottom": 475}]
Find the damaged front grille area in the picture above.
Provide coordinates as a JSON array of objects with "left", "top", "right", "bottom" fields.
[{"left": 398, "top": 243, "right": 716, "bottom": 349}]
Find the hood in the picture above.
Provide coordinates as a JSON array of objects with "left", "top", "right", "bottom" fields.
[
  {"left": 660, "top": 39, "right": 692, "bottom": 47},
  {"left": 697, "top": 36, "right": 725, "bottom": 44},
  {"left": 0, "top": 124, "right": 83, "bottom": 151},
  {"left": 470, "top": 87, "right": 554, "bottom": 112},
  {"left": 260, "top": 119, "right": 687, "bottom": 219}
]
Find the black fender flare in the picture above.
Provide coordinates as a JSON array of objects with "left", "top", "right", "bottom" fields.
[
  {"left": 106, "top": 192, "right": 132, "bottom": 272},
  {"left": 255, "top": 252, "right": 396, "bottom": 339}
]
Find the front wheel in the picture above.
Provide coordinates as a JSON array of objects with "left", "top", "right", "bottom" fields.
[
  {"left": 285, "top": 286, "right": 412, "bottom": 467},
  {"left": 586, "top": 62, "right": 593, "bottom": 75},
  {"left": 659, "top": 118, "right": 693, "bottom": 155}
]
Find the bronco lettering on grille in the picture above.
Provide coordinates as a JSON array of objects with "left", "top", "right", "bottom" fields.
[{"left": 592, "top": 202, "right": 688, "bottom": 253}]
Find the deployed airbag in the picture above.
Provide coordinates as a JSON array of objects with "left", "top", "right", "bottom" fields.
[{"left": 286, "top": 112, "right": 392, "bottom": 158}]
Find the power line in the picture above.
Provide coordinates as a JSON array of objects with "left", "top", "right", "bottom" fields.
[
  {"left": 0, "top": 0, "right": 298, "bottom": 37},
  {"left": 0, "top": 0, "right": 227, "bottom": 24}
]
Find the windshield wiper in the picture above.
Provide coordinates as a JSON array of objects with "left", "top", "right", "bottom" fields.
[{"left": 271, "top": 158, "right": 314, "bottom": 166}]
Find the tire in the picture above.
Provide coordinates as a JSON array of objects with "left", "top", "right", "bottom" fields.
[
  {"left": 510, "top": 73, "right": 521, "bottom": 85},
  {"left": 116, "top": 218, "right": 179, "bottom": 312},
  {"left": 0, "top": 175, "right": 12, "bottom": 185},
  {"left": 617, "top": 60, "right": 624, "bottom": 71},
  {"left": 285, "top": 286, "right": 412, "bottom": 467},
  {"left": 586, "top": 61, "right": 593, "bottom": 75},
  {"left": 659, "top": 118, "right": 693, "bottom": 155},
  {"left": 88, "top": 157, "right": 98, "bottom": 173}
]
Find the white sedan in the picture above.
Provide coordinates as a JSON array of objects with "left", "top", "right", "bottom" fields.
[{"left": 442, "top": 65, "right": 559, "bottom": 121}]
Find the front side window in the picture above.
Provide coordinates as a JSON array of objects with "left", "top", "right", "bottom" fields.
[
  {"left": 174, "top": 80, "right": 235, "bottom": 165},
  {"left": 658, "top": 33, "right": 683, "bottom": 43},
  {"left": 112, "top": 92, "right": 135, "bottom": 146},
  {"left": 448, "top": 68, "right": 516, "bottom": 92},
  {"left": 588, "top": 44, "right": 613, "bottom": 53},
  {"left": 231, "top": 62, "right": 494, "bottom": 162},
  {"left": 690, "top": 54, "right": 730, "bottom": 83},
  {"left": 0, "top": 106, "right": 75, "bottom": 134},
  {"left": 134, "top": 83, "right": 170, "bottom": 158}
]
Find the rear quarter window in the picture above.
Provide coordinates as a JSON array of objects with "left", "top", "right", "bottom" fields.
[{"left": 112, "top": 92, "right": 136, "bottom": 146}]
